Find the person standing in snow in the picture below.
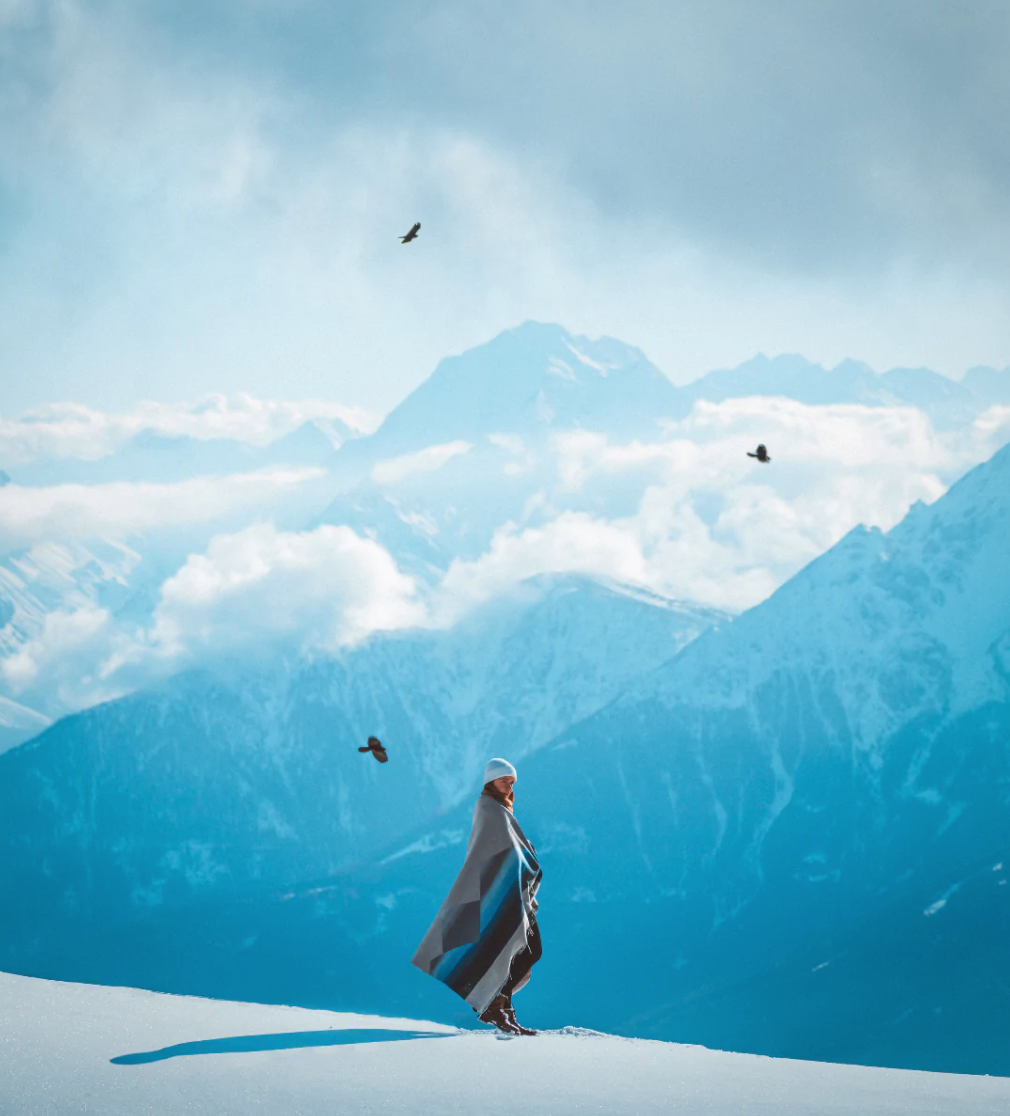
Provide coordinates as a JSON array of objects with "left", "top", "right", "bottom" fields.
[{"left": 412, "top": 758, "right": 542, "bottom": 1035}]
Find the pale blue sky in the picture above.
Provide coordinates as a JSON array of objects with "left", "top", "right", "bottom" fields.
[{"left": 2, "top": 0, "right": 1009, "bottom": 417}]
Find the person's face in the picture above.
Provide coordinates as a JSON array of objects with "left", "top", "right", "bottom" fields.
[{"left": 492, "top": 776, "right": 515, "bottom": 796}]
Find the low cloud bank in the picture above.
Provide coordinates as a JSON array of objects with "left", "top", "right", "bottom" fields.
[
  {"left": 437, "top": 397, "right": 1010, "bottom": 614},
  {"left": 0, "top": 468, "right": 326, "bottom": 552},
  {"left": 4, "top": 523, "right": 425, "bottom": 712},
  {"left": 371, "top": 441, "right": 473, "bottom": 486},
  {"left": 0, "top": 395, "right": 374, "bottom": 466},
  {"left": 3, "top": 396, "right": 1010, "bottom": 716}
]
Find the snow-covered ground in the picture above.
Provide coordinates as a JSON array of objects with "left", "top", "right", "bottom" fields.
[{"left": 1, "top": 972, "right": 1007, "bottom": 1115}]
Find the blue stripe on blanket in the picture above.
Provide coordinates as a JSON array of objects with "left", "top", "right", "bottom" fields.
[{"left": 432, "top": 842, "right": 539, "bottom": 999}]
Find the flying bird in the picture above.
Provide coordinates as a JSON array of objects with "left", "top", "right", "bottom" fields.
[
  {"left": 358, "top": 736, "right": 389, "bottom": 763},
  {"left": 747, "top": 444, "right": 771, "bottom": 463},
  {"left": 400, "top": 222, "right": 420, "bottom": 244}
]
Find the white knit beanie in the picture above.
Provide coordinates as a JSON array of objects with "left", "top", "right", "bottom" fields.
[{"left": 483, "top": 758, "right": 517, "bottom": 785}]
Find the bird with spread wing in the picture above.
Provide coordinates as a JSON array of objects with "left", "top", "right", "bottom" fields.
[
  {"left": 400, "top": 222, "right": 420, "bottom": 244},
  {"left": 747, "top": 444, "right": 771, "bottom": 463},
  {"left": 358, "top": 736, "right": 389, "bottom": 763}
]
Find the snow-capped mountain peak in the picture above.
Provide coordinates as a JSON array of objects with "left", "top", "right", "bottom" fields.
[{"left": 338, "top": 322, "right": 680, "bottom": 472}]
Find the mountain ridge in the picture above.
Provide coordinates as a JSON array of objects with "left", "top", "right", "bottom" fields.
[{"left": 0, "top": 571, "right": 720, "bottom": 933}]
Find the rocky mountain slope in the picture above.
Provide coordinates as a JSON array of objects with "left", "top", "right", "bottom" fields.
[
  {"left": 393, "top": 436, "right": 1010, "bottom": 1067},
  {"left": 0, "top": 574, "right": 719, "bottom": 957}
]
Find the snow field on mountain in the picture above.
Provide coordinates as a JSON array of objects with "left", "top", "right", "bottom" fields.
[{"left": 2, "top": 972, "right": 1007, "bottom": 1115}]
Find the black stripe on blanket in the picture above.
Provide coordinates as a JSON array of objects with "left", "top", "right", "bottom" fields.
[{"left": 443, "top": 885, "right": 526, "bottom": 1000}]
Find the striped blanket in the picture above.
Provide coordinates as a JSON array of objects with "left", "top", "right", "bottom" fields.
[{"left": 412, "top": 794, "right": 542, "bottom": 1013}]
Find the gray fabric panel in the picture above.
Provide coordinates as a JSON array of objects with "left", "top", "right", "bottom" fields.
[
  {"left": 440, "top": 900, "right": 482, "bottom": 952},
  {"left": 412, "top": 795, "right": 541, "bottom": 1013}
]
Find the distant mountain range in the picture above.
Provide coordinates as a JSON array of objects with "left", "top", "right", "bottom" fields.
[
  {"left": 676, "top": 352, "right": 1010, "bottom": 430},
  {"left": 313, "top": 325, "right": 1010, "bottom": 578},
  {"left": 7, "top": 420, "right": 345, "bottom": 487},
  {"left": 3, "top": 319, "right": 1009, "bottom": 728},
  {"left": 7, "top": 324, "right": 1009, "bottom": 490},
  {"left": 7, "top": 318, "right": 998, "bottom": 730}
]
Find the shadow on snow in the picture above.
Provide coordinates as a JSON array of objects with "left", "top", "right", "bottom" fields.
[{"left": 111, "top": 1028, "right": 452, "bottom": 1064}]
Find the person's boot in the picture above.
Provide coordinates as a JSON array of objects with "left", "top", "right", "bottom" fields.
[
  {"left": 502, "top": 997, "right": 538, "bottom": 1035},
  {"left": 478, "top": 994, "right": 521, "bottom": 1034}
]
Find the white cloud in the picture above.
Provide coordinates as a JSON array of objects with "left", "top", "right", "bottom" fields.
[
  {"left": 5, "top": 523, "right": 426, "bottom": 713},
  {"left": 488, "top": 433, "right": 526, "bottom": 455},
  {"left": 0, "top": 604, "right": 126, "bottom": 712},
  {"left": 435, "top": 397, "right": 1010, "bottom": 615},
  {"left": 0, "top": 467, "right": 326, "bottom": 550},
  {"left": 435, "top": 507, "right": 774, "bottom": 617},
  {"left": 437, "top": 512, "right": 649, "bottom": 620},
  {"left": 971, "top": 403, "right": 1010, "bottom": 448},
  {"left": 0, "top": 395, "right": 374, "bottom": 466},
  {"left": 371, "top": 440, "right": 473, "bottom": 486},
  {"left": 5, "top": 391, "right": 1010, "bottom": 717},
  {"left": 141, "top": 522, "right": 424, "bottom": 662}
]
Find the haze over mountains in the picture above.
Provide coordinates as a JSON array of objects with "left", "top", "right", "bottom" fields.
[
  {"left": 1, "top": 323, "right": 1009, "bottom": 1074},
  {"left": 6, "top": 323, "right": 1009, "bottom": 489},
  {"left": 2, "top": 322, "right": 1008, "bottom": 735}
]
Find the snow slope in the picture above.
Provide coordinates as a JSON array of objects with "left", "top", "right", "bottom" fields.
[{"left": 2, "top": 972, "right": 1006, "bottom": 1116}]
